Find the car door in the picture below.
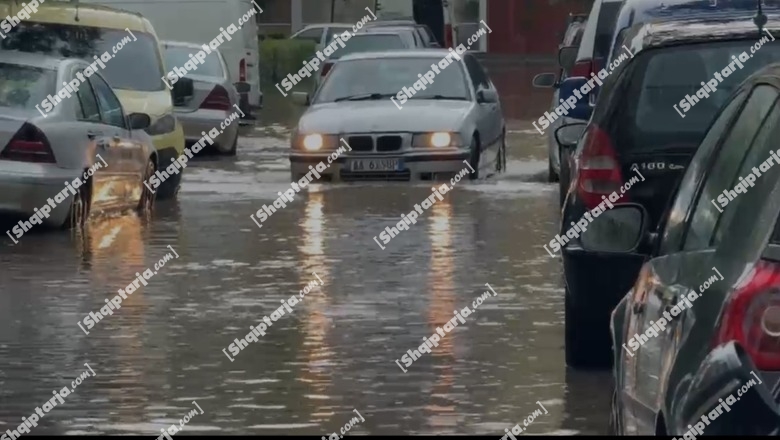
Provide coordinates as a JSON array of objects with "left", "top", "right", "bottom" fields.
[
  {"left": 88, "top": 72, "right": 145, "bottom": 209},
  {"left": 622, "top": 86, "right": 776, "bottom": 434},
  {"left": 463, "top": 55, "right": 500, "bottom": 148}
]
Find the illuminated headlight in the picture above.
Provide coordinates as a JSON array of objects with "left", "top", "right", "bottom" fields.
[
  {"left": 412, "top": 132, "right": 461, "bottom": 148},
  {"left": 292, "top": 133, "right": 338, "bottom": 151}
]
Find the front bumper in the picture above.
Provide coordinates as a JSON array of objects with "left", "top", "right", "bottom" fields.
[
  {"left": 0, "top": 160, "right": 82, "bottom": 228},
  {"left": 673, "top": 341, "right": 780, "bottom": 435},
  {"left": 289, "top": 150, "right": 471, "bottom": 181},
  {"left": 176, "top": 109, "right": 239, "bottom": 154}
]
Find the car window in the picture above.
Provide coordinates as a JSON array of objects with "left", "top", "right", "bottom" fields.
[
  {"left": 682, "top": 85, "right": 778, "bottom": 251},
  {"left": 89, "top": 73, "right": 126, "bottom": 129},
  {"left": 293, "top": 27, "right": 323, "bottom": 43},
  {"left": 593, "top": 1, "right": 621, "bottom": 63},
  {"left": 75, "top": 71, "right": 101, "bottom": 122},
  {"left": 164, "top": 45, "right": 224, "bottom": 78},
  {"left": 328, "top": 34, "right": 406, "bottom": 59},
  {"left": 325, "top": 27, "right": 350, "bottom": 43},
  {"left": 656, "top": 90, "right": 747, "bottom": 255},
  {"left": 713, "top": 93, "right": 780, "bottom": 246},
  {"left": 0, "top": 62, "right": 56, "bottom": 110},
  {"left": 464, "top": 55, "right": 489, "bottom": 89}
]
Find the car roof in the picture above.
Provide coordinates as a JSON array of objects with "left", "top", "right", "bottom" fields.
[
  {"left": 366, "top": 20, "right": 418, "bottom": 26},
  {"left": 620, "top": 13, "right": 780, "bottom": 55},
  {"left": 363, "top": 25, "right": 418, "bottom": 33},
  {"left": 0, "top": 1, "right": 154, "bottom": 33},
  {"left": 338, "top": 49, "right": 465, "bottom": 62}
]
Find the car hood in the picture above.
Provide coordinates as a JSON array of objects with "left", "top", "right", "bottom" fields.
[
  {"left": 114, "top": 89, "right": 173, "bottom": 120},
  {"left": 298, "top": 100, "right": 473, "bottom": 133}
]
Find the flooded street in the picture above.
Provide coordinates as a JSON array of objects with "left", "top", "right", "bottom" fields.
[{"left": 0, "top": 71, "right": 613, "bottom": 435}]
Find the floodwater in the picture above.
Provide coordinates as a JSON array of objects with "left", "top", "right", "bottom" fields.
[{"left": 0, "top": 63, "right": 613, "bottom": 436}]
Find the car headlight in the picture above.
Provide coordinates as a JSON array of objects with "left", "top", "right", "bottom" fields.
[
  {"left": 412, "top": 132, "right": 461, "bottom": 148},
  {"left": 144, "top": 114, "right": 177, "bottom": 136},
  {"left": 292, "top": 133, "right": 339, "bottom": 151}
]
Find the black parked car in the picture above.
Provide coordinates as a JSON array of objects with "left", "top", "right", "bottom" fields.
[
  {"left": 556, "top": 11, "right": 780, "bottom": 368},
  {"left": 582, "top": 62, "right": 780, "bottom": 435}
]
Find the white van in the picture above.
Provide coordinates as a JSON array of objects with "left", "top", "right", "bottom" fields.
[{"left": 80, "top": 0, "right": 262, "bottom": 109}]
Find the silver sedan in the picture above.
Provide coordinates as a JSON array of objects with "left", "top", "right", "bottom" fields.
[
  {"left": 162, "top": 41, "right": 241, "bottom": 156},
  {"left": 289, "top": 50, "right": 506, "bottom": 181},
  {"left": 0, "top": 52, "right": 156, "bottom": 238}
]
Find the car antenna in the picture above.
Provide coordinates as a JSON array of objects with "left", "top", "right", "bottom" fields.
[
  {"left": 70, "top": 0, "right": 80, "bottom": 22},
  {"left": 754, "top": 0, "right": 767, "bottom": 35}
]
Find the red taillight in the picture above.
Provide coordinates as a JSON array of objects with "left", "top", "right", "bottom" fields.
[
  {"left": 570, "top": 59, "right": 594, "bottom": 78},
  {"left": 715, "top": 260, "right": 780, "bottom": 370},
  {"left": 239, "top": 59, "right": 247, "bottom": 82},
  {"left": 575, "top": 124, "right": 624, "bottom": 208},
  {"left": 321, "top": 62, "right": 333, "bottom": 77},
  {"left": 200, "top": 85, "right": 231, "bottom": 111},
  {"left": 1, "top": 123, "right": 55, "bottom": 163}
]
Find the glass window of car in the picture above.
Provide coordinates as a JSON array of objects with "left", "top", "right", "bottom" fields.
[
  {"left": 464, "top": 55, "right": 489, "bottom": 89},
  {"left": 75, "top": 71, "right": 101, "bottom": 122},
  {"left": 316, "top": 57, "right": 469, "bottom": 103},
  {"left": 0, "top": 62, "right": 56, "bottom": 111},
  {"left": 324, "top": 27, "right": 350, "bottom": 44},
  {"left": 656, "top": 90, "right": 747, "bottom": 255},
  {"left": 1, "top": 22, "right": 165, "bottom": 92},
  {"left": 89, "top": 73, "right": 126, "bottom": 128},
  {"left": 163, "top": 45, "right": 224, "bottom": 78},
  {"left": 293, "top": 27, "right": 323, "bottom": 43},
  {"left": 682, "top": 85, "right": 779, "bottom": 251},
  {"left": 328, "top": 34, "right": 406, "bottom": 60}
]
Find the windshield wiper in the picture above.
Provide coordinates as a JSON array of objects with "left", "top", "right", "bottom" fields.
[
  {"left": 426, "top": 95, "right": 468, "bottom": 100},
  {"left": 333, "top": 93, "right": 395, "bottom": 102}
]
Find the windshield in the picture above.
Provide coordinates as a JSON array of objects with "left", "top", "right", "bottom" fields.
[
  {"left": 315, "top": 57, "right": 470, "bottom": 103},
  {"left": 620, "top": 40, "right": 780, "bottom": 151},
  {"left": 329, "top": 34, "right": 407, "bottom": 59},
  {"left": 1, "top": 22, "right": 165, "bottom": 92},
  {"left": 164, "top": 45, "right": 224, "bottom": 78},
  {"left": 0, "top": 63, "right": 55, "bottom": 110}
]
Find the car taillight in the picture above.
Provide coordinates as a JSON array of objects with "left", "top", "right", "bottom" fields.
[
  {"left": 575, "top": 124, "right": 624, "bottom": 209},
  {"left": 239, "top": 59, "right": 247, "bottom": 82},
  {"left": 200, "top": 85, "right": 231, "bottom": 111},
  {"left": 1, "top": 123, "right": 55, "bottom": 163},
  {"left": 715, "top": 260, "right": 780, "bottom": 370},
  {"left": 321, "top": 62, "right": 333, "bottom": 77},
  {"left": 570, "top": 59, "right": 594, "bottom": 78}
]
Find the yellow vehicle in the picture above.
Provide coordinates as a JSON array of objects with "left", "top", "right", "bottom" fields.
[{"left": 0, "top": 1, "right": 189, "bottom": 198}]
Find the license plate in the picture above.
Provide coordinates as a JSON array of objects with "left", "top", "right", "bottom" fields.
[{"left": 348, "top": 158, "right": 402, "bottom": 172}]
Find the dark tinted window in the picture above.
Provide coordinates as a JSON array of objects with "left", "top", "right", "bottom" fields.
[
  {"left": 294, "top": 27, "right": 323, "bottom": 43},
  {"left": 75, "top": 73, "right": 101, "bottom": 122},
  {"left": 89, "top": 73, "right": 126, "bottom": 128},
  {"left": 329, "top": 34, "right": 406, "bottom": 59},
  {"left": 616, "top": 41, "right": 780, "bottom": 153},
  {"left": 593, "top": 1, "right": 621, "bottom": 61},
  {"left": 464, "top": 55, "right": 489, "bottom": 89},
  {"left": 1, "top": 22, "right": 165, "bottom": 91},
  {"left": 683, "top": 85, "right": 778, "bottom": 251},
  {"left": 0, "top": 63, "right": 55, "bottom": 110},
  {"left": 325, "top": 27, "right": 350, "bottom": 43}
]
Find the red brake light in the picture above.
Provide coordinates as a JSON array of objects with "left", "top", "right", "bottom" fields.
[
  {"left": 1, "top": 123, "right": 55, "bottom": 163},
  {"left": 321, "top": 62, "right": 333, "bottom": 77},
  {"left": 715, "top": 260, "right": 780, "bottom": 370},
  {"left": 570, "top": 59, "right": 594, "bottom": 78},
  {"left": 575, "top": 124, "right": 624, "bottom": 209},
  {"left": 239, "top": 59, "right": 247, "bottom": 82},
  {"left": 200, "top": 85, "right": 231, "bottom": 111}
]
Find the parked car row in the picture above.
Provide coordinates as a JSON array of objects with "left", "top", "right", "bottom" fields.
[
  {"left": 0, "top": 0, "right": 255, "bottom": 231},
  {"left": 536, "top": 0, "right": 780, "bottom": 435}
]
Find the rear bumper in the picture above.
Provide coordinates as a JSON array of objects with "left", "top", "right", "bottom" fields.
[
  {"left": 0, "top": 160, "right": 81, "bottom": 229},
  {"left": 176, "top": 109, "right": 239, "bottom": 153},
  {"left": 672, "top": 341, "right": 780, "bottom": 435},
  {"left": 289, "top": 151, "right": 471, "bottom": 181}
]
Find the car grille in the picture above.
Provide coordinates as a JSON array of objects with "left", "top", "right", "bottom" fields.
[
  {"left": 347, "top": 136, "right": 373, "bottom": 152},
  {"left": 377, "top": 136, "right": 403, "bottom": 152},
  {"left": 340, "top": 170, "right": 411, "bottom": 181}
]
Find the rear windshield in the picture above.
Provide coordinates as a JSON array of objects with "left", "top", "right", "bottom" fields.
[
  {"left": 616, "top": 40, "right": 780, "bottom": 152},
  {"left": 0, "top": 63, "right": 55, "bottom": 110},
  {"left": 0, "top": 22, "right": 165, "bottom": 92},
  {"left": 329, "top": 34, "right": 406, "bottom": 59},
  {"left": 164, "top": 45, "right": 224, "bottom": 78}
]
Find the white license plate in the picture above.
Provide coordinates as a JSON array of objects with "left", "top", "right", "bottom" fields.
[{"left": 348, "top": 158, "right": 401, "bottom": 172}]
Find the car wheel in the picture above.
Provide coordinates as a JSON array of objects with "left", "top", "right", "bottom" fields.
[
  {"left": 496, "top": 132, "right": 507, "bottom": 172},
  {"left": 137, "top": 159, "right": 156, "bottom": 219},
  {"left": 223, "top": 135, "right": 238, "bottom": 156},
  {"left": 65, "top": 183, "right": 89, "bottom": 230},
  {"left": 469, "top": 135, "right": 480, "bottom": 180},
  {"left": 559, "top": 149, "right": 570, "bottom": 206},
  {"left": 157, "top": 168, "right": 182, "bottom": 200},
  {"left": 565, "top": 291, "right": 610, "bottom": 369},
  {"left": 548, "top": 158, "right": 559, "bottom": 182}
]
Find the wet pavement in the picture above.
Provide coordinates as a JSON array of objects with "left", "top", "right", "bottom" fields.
[{"left": 0, "top": 67, "right": 613, "bottom": 436}]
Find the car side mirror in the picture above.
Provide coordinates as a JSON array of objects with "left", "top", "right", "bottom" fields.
[
  {"left": 292, "top": 91, "right": 310, "bottom": 106},
  {"left": 234, "top": 82, "right": 251, "bottom": 94},
  {"left": 532, "top": 73, "right": 557, "bottom": 88},
  {"left": 555, "top": 122, "right": 587, "bottom": 149},
  {"left": 580, "top": 203, "right": 649, "bottom": 253},
  {"left": 558, "top": 77, "right": 591, "bottom": 120},
  {"left": 171, "top": 77, "right": 194, "bottom": 105},
  {"left": 477, "top": 88, "right": 499, "bottom": 103},
  {"left": 127, "top": 112, "right": 152, "bottom": 130},
  {"left": 558, "top": 45, "right": 579, "bottom": 71}
]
